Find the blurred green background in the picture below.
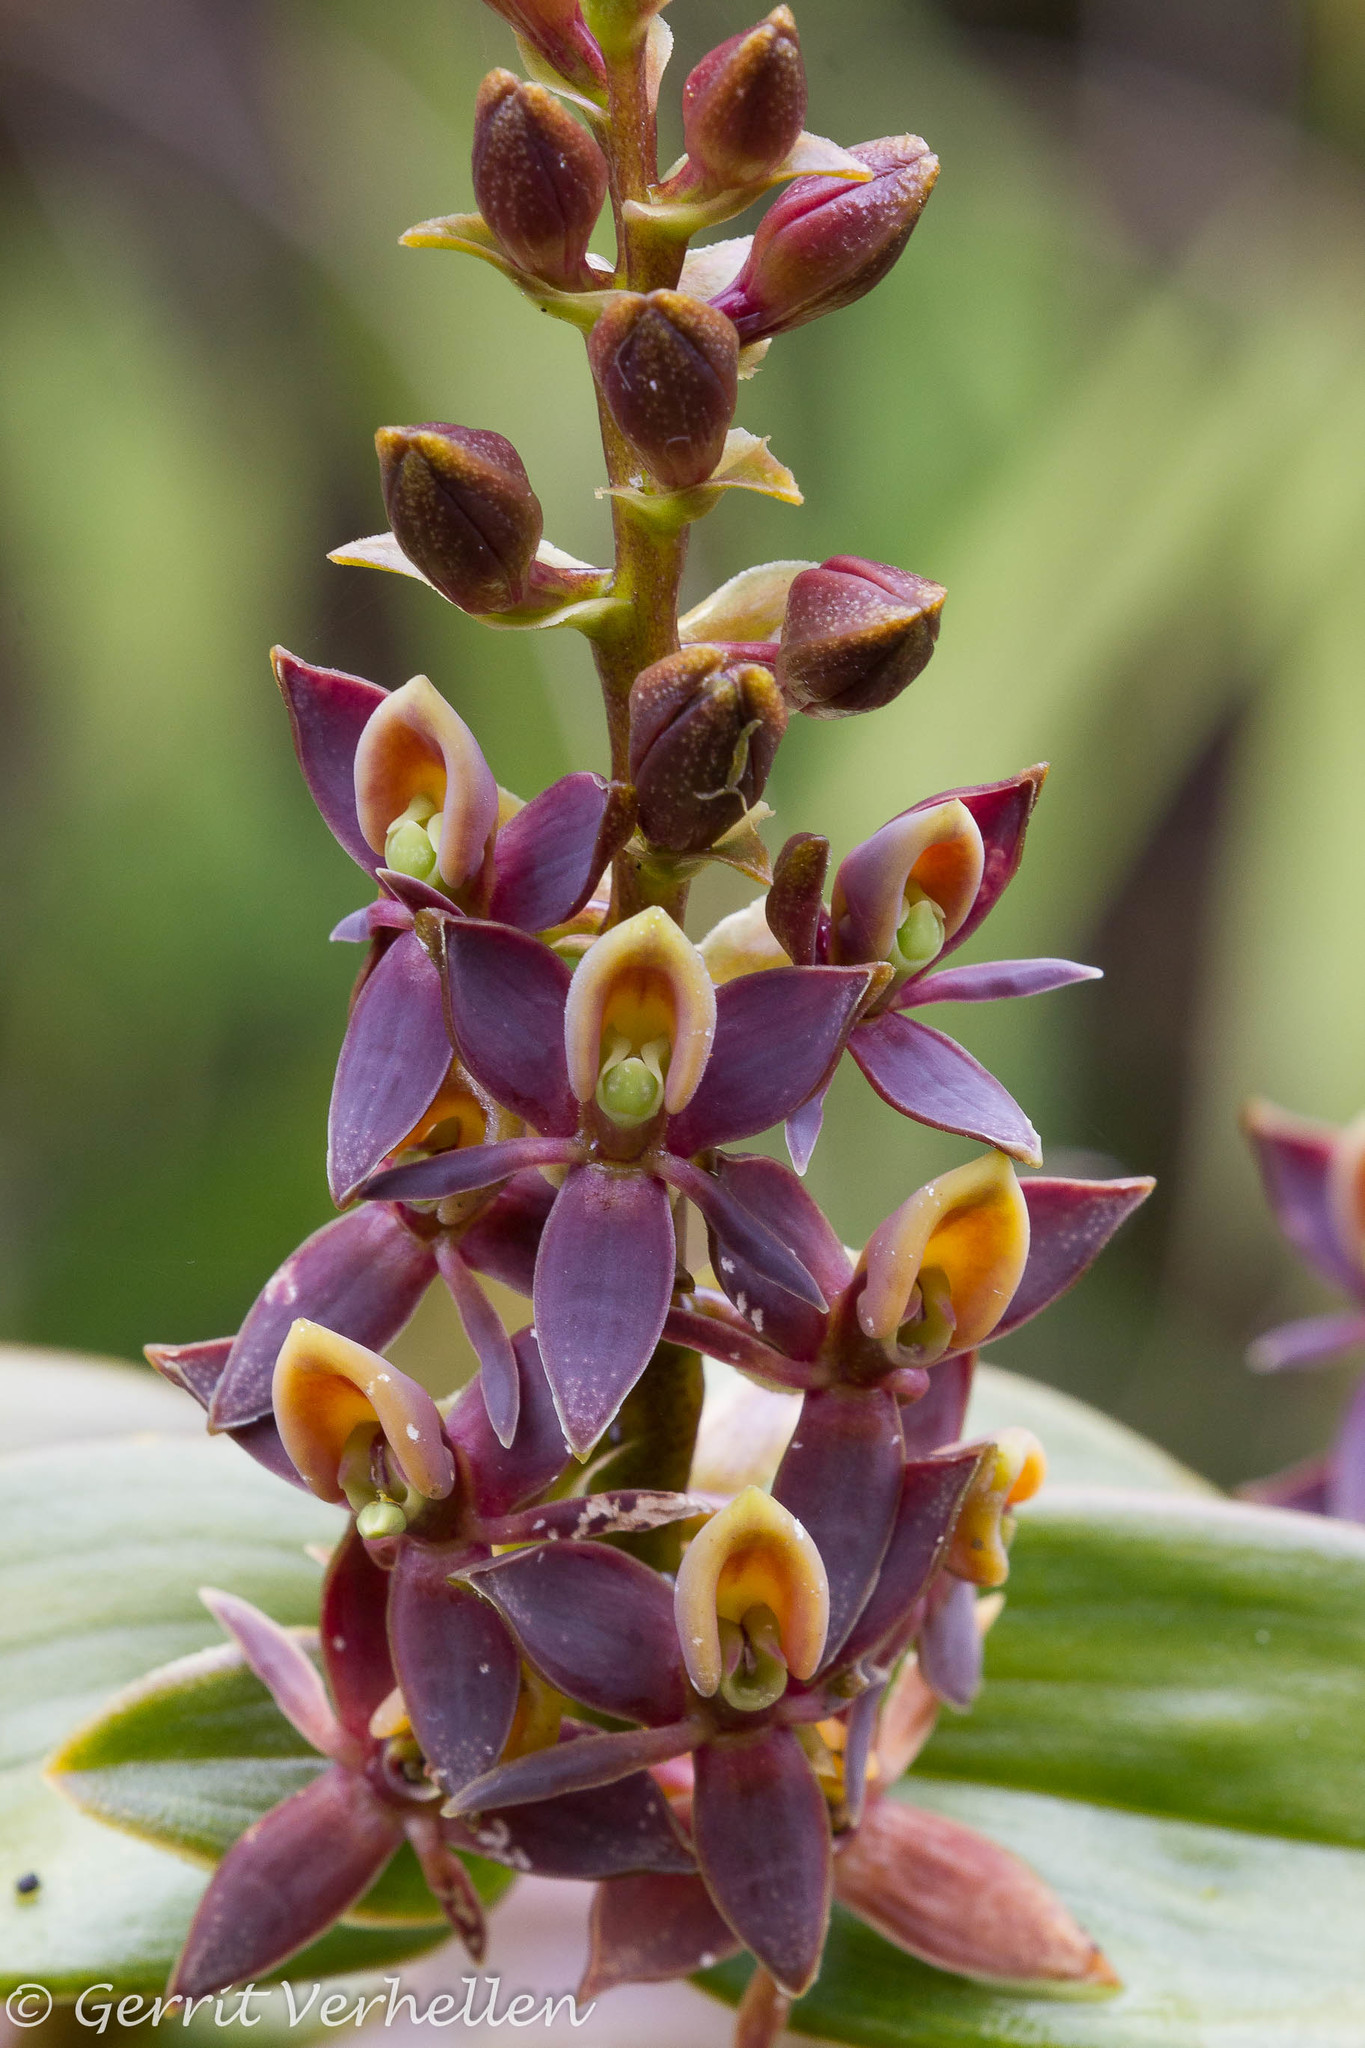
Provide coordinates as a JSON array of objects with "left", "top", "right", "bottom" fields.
[{"left": 2, "top": 0, "right": 1364, "bottom": 1487}]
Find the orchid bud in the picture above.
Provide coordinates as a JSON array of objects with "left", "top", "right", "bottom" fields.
[
  {"left": 472, "top": 71, "right": 608, "bottom": 289},
  {"left": 698, "top": 896, "right": 792, "bottom": 984},
  {"left": 831, "top": 797, "right": 984, "bottom": 978},
  {"left": 588, "top": 292, "right": 740, "bottom": 490},
  {"left": 477, "top": 0, "right": 605, "bottom": 98},
  {"left": 681, "top": 7, "right": 807, "bottom": 190},
  {"left": 353, "top": 675, "right": 499, "bottom": 894},
  {"left": 272, "top": 1318, "right": 455, "bottom": 1509},
  {"left": 777, "top": 557, "right": 946, "bottom": 719},
  {"left": 675, "top": 1485, "right": 828, "bottom": 1709},
  {"left": 628, "top": 645, "right": 787, "bottom": 854},
  {"left": 947, "top": 1428, "right": 1046, "bottom": 1587},
  {"left": 376, "top": 423, "right": 543, "bottom": 614},
  {"left": 710, "top": 135, "right": 939, "bottom": 343},
  {"left": 565, "top": 906, "right": 717, "bottom": 1132},
  {"left": 857, "top": 1152, "right": 1030, "bottom": 1364}
]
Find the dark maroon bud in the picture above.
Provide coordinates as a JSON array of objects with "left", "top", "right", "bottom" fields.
[
  {"left": 710, "top": 135, "right": 939, "bottom": 343},
  {"left": 681, "top": 7, "right": 807, "bottom": 190},
  {"left": 472, "top": 70, "right": 609, "bottom": 290},
  {"left": 766, "top": 831, "right": 829, "bottom": 964},
  {"left": 477, "top": 0, "right": 605, "bottom": 98},
  {"left": 628, "top": 645, "right": 787, "bottom": 854},
  {"left": 588, "top": 292, "right": 739, "bottom": 490},
  {"left": 777, "top": 555, "right": 946, "bottom": 718},
  {"left": 376, "top": 422, "right": 543, "bottom": 614}
]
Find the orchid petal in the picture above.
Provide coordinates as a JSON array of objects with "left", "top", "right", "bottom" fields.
[
  {"left": 147, "top": 1339, "right": 308, "bottom": 1490},
  {"left": 198, "top": 1587, "right": 353, "bottom": 1766},
  {"left": 663, "top": 1304, "right": 805, "bottom": 1385},
  {"left": 898, "top": 1352, "right": 976, "bottom": 1455},
  {"left": 208, "top": 1206, "right": 436, "bottom": 1433},
  {"left": 436, "top": 1240, "right": 520, "bottom": 1446},
  {"left": 272, "top": 647, "right": 387, "bottom": 872},
  {"left": 169, "top": 1765, "right": 402, "bottom": 1996},
  {"left": 665, "top": 967, "right": 871, "bottom": 1155},
  {"left": 386, "top": 1539, "right": 522, "bottom": 1797},
  {"left": 918, "top": 1573, "right": 984, "bottom": 1707},
  {"left": 363, "top": 1133, "right": 576, "bottom": 1204},
  {"left": 935, "top": 767, "right": 1047, "bottom": 956},
  {"left": 487, "top": 772, "right": 631, "bottom": 931},
  {"left": 353, "top": 674, "right": 498, "bottom": 891},
  {"left": 1248, "top": 1310, "right": 1365, "bottom": 1374},
  {"left": 766, "top": 832, "right": 830, "bottom": 967},
  {"left": 320, "top": 1520, "right": 397, "bottom": 1744},
  {"left": 851, "top": 1011, "right": 1042, "bottom": 1164},
  {"left": 773, "top": 1387, "right": 903, "bottom": 1665},
  {"left": 580, "top": 1873, "right": 740, "bottom": 1998},
  {"left": 899, "top": 957, "right": 1101, "bottom": 1007},
  {"left": 404, "top": 1811, "right": 488, "bottom": 1958},
  {"left": 480, "top": 1489, "right": 713, "bottom": 1546},
  {"left": 565, "top": 908, "right": 716, "bottom": 1116},
  {"left": 458, "top": 1171, "right": 555, "bottom": 1295},
  {"left": 327, "top": 928, "right": 452, "bottom": 1205},
  {"left": 464, "top": 1539, "right": 689, "bottom": 1725},
  {"left": 454, "top": 1736, "right": 693, "bottom": 1879},
  {"left": 446, "top": 1720, "right": 704, "bottom": 1816},
  {"left": 692, "top": 1727, "right": 832, "bottom": 1997},
  {"left": 445, "top": 1326, "right": 571, "bottom": 1520},
  {"left": 859, "top": 1152, "right": 1030, "bottom": 1348},
  {"left": 838, "top": 1684, "right": 881, "bottom": 1830},
  {"left": 698, "top": 1151, "right": 849, "bottom": 1358},
  {"left": 442, "top": 919, "right": 577, "bottom": 1134},
  {"left": 982, "top": 1175, "right": 1155, "bottom": 1346},
  {"left": 785, "top": 1079, "right": 829, "bottom": 1176},
  {"left": 533, "top": 1165, "right": 676, "bottom": 1456},
  {"left": 839, "top": 1449, "right": 985, "bottom": 1668},
  {"left": 1243, "top": 1098, "right": 1365, "bottom": 1296},
  {"left": 662, "top": 1155, "right": 827, "bottom": 1310}
]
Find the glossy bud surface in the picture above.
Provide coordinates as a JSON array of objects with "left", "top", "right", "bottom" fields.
[
  {"left": 629, "top": 644, "right": 787, "bottom": 853},
  {"left": 472, "top": 70, "right": 608, "bottom": 289},
  {"left": 778, "top": 555, "right": 946, "bottom": 718},
  {"left": 589, "top": 291, "right": 740, "bottom": 490},
  {"left": 377, "top": 422, "right": 543, "bottom": 614}
]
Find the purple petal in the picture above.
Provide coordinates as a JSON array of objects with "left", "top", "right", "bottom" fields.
[
  {"left": 850, "top": 1011, "right": 1042, "bottom": 1165},
  {"left": 899, "top": 1353, "right": 976, "bottom": 1455},
  {"left": 386, "top": 1540, "right": 522, "bottom": 1798},
  {"left": 580, "top": 1873, "right": 740, "bottom": 1997},
  {"left": 693, "top": 1727, "right": 832, "bottom": 1997},
  {"left": 839, "top": 1450, "right": 984, "bottom": 1669},
  {"left": 463, "top": 1540, "right": 689, "bottom": 1726},
  {"left": 900, "top": 958, "right": 1102, "bottom": 1007},
  {"left": 208, "top": 1205, "right": 436, "bottom": 1432},
  {"left": 330, "top": 905, "right": 383, "bottom": 944},
  {"left": 988, "top": 1176, "right": 1156, "bottom": 1344},
  {"left": 480, "top": 1490, "right": 712, "bottom": 1546},
  {"left": 698, "top": 1151, "right": 847, "bottom": 1358},
  {"left": 487, "top": 774, "right": 631, "bottom": 932},
  {"left": 918, "top": 1573, "right": 983, "bottom": 1708},
  {"left": 534, "top": 1166, "right": 675, "bottom": 1456},
  {"left": 376, "top": 868, "right": 459, "bottom": 918},
  {"left": 436, "top": 1240, "right": 520, "bottom": 1446},
  {"left": 146, "top": 1345, "right": 309, "bottom": 1491},
  {"left": 443, "top": 919, "right": 576, "bottom": 1134},
  {"left": 662, "top": 1155, "right": 827, "bottom": 1311},
  {"left": 169, "top": 1765, "right": 401, "bottom": 1996},
  {"left": 327, "top": 928, "right": 452, "bottom": 1205},
  {"left": 320, "top": 1521, "right": 396, "bottom": 1745},
  {"left": 937, "top": 769, "right": 1046, "bottom": 959},
  {"left": 785, "top": 1080, "right": 830, "bottom": 1176},
  {"left": 1249, "top": 1311, "right": 1365, "bottom": 1374},
  {"left": 446, "top": 1720, "right": 703, "bottom": 1817},
  {"left": 1240, "top": 1454, "right": 1334, "bottom": 1514},
  {"left": 663, "top": 1304, "right": 808, "bottom": 1385},
  {"left": 773, "top": 1387, "right": 904, "bottom": 1665},
  {"left": 767, "top": 833, "right": 831, "bottom": 968},
  {"left": 200, "top": 1588, "right": 351, "bottom": 1765},
  {"left": 839, "top": 1684, "right": 881, "bottom": 1829},
  {"left": 458, "top": 1171, "right": 555, "bottom": 1295},
  {"left": 1328, "top": 1376, "right": 1365, "bottom": 1523},
  {"left": 404, "top": 1811, "right": 488, "bottom": 1959},
  {"left": 445, "top": 1326, "right": 570, "bottom": 1520},
  {"left": 454, "top": 1732, "right": 693, "bottom": 1879},
  {"left": 363, "top": 1133, "right": 576, "bottom": 1204},
  {"left": 273, "top": 648, "right": 387, "bottom": 873},
  {"left": 665, "top": 967, "right": 871, "bottom": 1156},
  {"left": 1245, "top": 1109, "right": 1365, "bottom": 1297}
]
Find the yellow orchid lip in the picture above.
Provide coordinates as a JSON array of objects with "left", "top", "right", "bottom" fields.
[
  {"left": 353, "top": 674, "right": 499, "bottom": 892},
  {"left": 564, "top": 906, "right": 718, "bottom": 1119},
  {"left": 857, "top": 1152, "right": 1030, "bottom": 1351},
  {"left": 948, "top": 1428, "right": 1046, "bottom": 1588},
  {"left": 272, "top": 1318, "right": 455, "bottom": 1506},
  {"left": 674, "top": 1484, "right": 829, "bottom": 1699}
]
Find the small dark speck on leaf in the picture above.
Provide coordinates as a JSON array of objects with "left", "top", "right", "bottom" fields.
[{"left": 15, "top": 1872, "right": 40, "bottom": 1896}]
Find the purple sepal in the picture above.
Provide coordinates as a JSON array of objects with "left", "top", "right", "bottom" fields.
[
  {"left": 447, "top": 1720, "right": 703, "bottom": 1816},
  {"left": 458, "top": 1172, "right": 555, "bottom": 1296},
  {"left": 386, "top": 1540, "right": 521, "bottom": 1798},
  {"left": 327, "top": 928, "right": 451, "bottom": 1205},
  {"left": 534, "top": 1166, "right": 675, "bottom": 1456},
  {"left": 1245, "top": 1115, "right": 1364, "bottom": 1298},
  {"left": 692, "top": 1726, "right": 832, "bottom": 1997},
  {"left": 320, "top": 1522, "right": 397, "bottom": 1745},
  {"left": 663, "top": 1304, "right": 806, "bottom": 1385},
  {"left": 330, "top": 902, "right": 407, "bottom": 944},
  {"left": 899, "top": 958, "right": 1101, "bottom": 1008},
  {"left": 480, "top": 1490, "right": 712, "bottom": 1546},
  {"left": 147, "top": 1338, "right": 305, "bottom": 1487},
  {"left": 169, "top": 1765, "right": 401, "bottom": 1996},
  {"left": 767, "top": 833, "right": 830, "bottom": 968},
  {"left": 918, "top": 1574, "right": 983, "bottom": 1708},
  {"left": 840, "top": 1451, "right": 983, "bottom": 1669},
  {"left": 580, "top": 1873, "right": 741, "bottom": 1998},
  {"left": 436, "top": 1239, "right": 520, "bottom": 1446},
  {"left": 443, "top": 920, "right": 577, "bottom": 1135},
  {"left": 851, "top": 1011, "right": 1042, "bottom": 1165},
  {"left": 785, "top": 1080, "right": 830, "bottom": 1176},
  {"left": 486, "top": 774, "right": 630, "bottom": 932},
  {"left": 273, "top": 648, "right": 387, "bottom": 874},
  {"left": 1241, "top": 1454, "right": 1334, "bottom": 1514},
  {"left": 773, "top": 1386, "right": 903, "bottom": 1663},
  {"left": 939, "top": 770, "right": 1045, "bottom": 958},
  {"left": 665, "top": 967, "right": 871, "bottom": 1156},
  {"left": 446, "top": 1327, "right": 571, "bottom": 1520},
  {"left": 701, "top": 1152, "right": 848, "bottom": 1359},
  {"left": 208, "top": 1205, "right": 437, "bottom": 1432},
  {"left": 377, "top": 869, "right": 462, "bottom": 919},
  {"left": 1248, "top": 1311, "right": 1365, "bottom": 1374},
  {"left": 898, "top": 1353, "right": 976, "bottom": 1455},
  {"left": 662, "top": 1155, "right": 827, "bottom": 1311},
  {"left": 454, "top": 1732, "right": 693, "bottom": 1880},
  {"left": 363, "top": 1133, "right": 575, "bottom": 1204},
  {"left": 463, "top": 1539, "right": 689, "bottom": 1726},
  {"left": 839, "top": 1685, "right": 881, "bottom": 1828},
  {"left": 986, "top": 1176, "right": 1155, "bottom": 1345},
  {"left": 1328, "top": 1377, "right": 1365, "bottom": 1523}
]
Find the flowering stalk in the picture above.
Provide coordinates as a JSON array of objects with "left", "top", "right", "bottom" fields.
[{"left": 127, "top": 0, "right": 1158, "bottom": 2036}]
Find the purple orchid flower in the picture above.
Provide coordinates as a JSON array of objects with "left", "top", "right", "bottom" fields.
[
  {"left": 1243, "top": 1099, "right": 1365, "bottom": 1520},
  {"left": 362, "top": 907, "right": 873, "bottom": 1455}
]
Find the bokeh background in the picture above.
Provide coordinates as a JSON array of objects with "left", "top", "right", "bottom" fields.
[{"left": 2, "top": 0, "right": 1364, "bottom": 1487}]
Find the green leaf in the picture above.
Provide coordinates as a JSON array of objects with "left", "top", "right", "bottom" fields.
[{"left": 967, "top": 1365, "right": 1216, "bottom": 1495}]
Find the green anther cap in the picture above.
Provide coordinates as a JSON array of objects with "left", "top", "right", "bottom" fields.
[
  {"left": 718, "top": 1604, "right": 789, "bottom": 1713},
  {"left": 356, "top": 1499, "right": 409, "bottom": 1540},
  {"left": 384, "top": 819, "right": 438, "bottom": 881},
  {"left": 890, "top": 889, "right": 946, "bottom": 976},
  {"left": 598, "top": 1053, "right": 665, "bottom": 1127}
]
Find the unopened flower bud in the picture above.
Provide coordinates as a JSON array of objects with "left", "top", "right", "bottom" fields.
[
  {"left": 628, "top": 645, "right": 787, "bottom": 854},
  {"left": 477, "top": 0, "right": 605, "bottom": 98},
  {"left": 675, "top": 1484, "right": 829, "bottom": 1706},
  {"left": 377, "top": 423, "right": 543, "bottom": 614},
  {"left": 588, "top": 292, "right": 739, "bottom": 490},
  {"left": 948, "top": 1428, "right": 1046, "bottom": 1587},
  {"left": 681, "top": 7, "right": 807, "bottom": 190},
  {"left": 778, "top": 556, "right": 946, "bottom": 719},
  {"left": 710, "top": 135, "right": 938, "bottom": 343},
  {"left": 472, "top": 70, "right": 608, "bottom": 289}
]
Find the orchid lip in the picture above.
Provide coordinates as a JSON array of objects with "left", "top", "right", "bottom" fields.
[{"left": 564, "top": 907, "right": 717, "bottom": 1117}]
